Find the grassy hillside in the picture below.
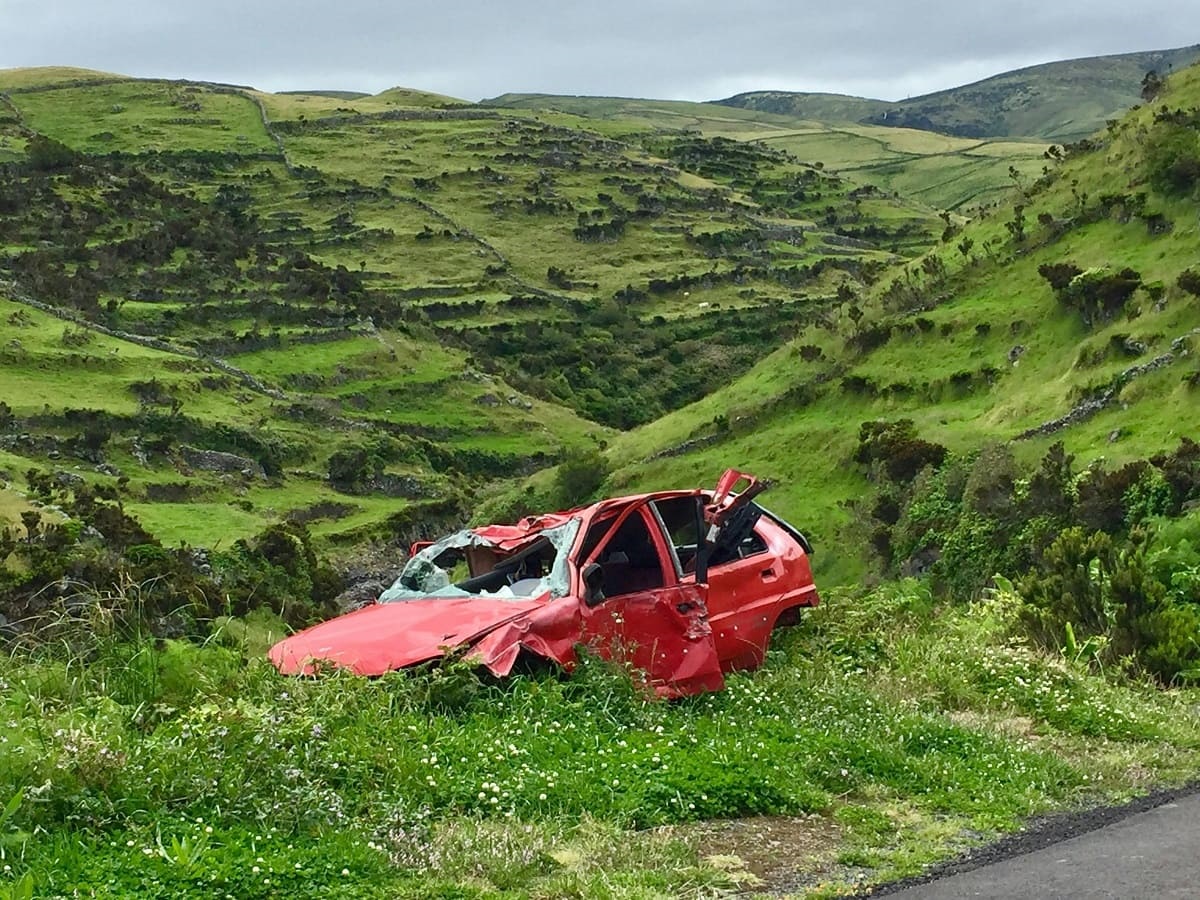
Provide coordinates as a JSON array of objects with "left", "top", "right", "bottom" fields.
[
  {"left": 2, "top": 62, "right": 1200, "bottom": 900},
  {"left": 577, "top": 61, "right": 1200, "bottom": 588},
  {"left": 484, "top": 92, "right": 1047, "bottom": 211},
  {"left": 0, "top": 69, "right": 944, "bottom": 548},
  {"left": 721, "top": 45, "right": 1200, "bottom": 141},
  {"left": 748, "top": 126, "right": 1048, "bottom": 212}
]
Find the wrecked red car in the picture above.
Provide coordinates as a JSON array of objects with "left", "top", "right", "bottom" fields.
[{"left": 269, "top": 469, "right": 819, "bottom": 697}]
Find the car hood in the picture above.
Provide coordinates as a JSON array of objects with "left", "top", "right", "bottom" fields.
[{"left": 268, "top": 596, "right": 547, "bottom": 676}]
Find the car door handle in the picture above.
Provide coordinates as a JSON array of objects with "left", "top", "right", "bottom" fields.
[
  {"left": 676, "top": 601, "right": 697, "bottom": 613},
  {"left": 761, "top": 567, "right": 776, "bottom": 579}
]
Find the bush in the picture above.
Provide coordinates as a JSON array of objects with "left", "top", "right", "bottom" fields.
[
  {"left": 1017, "top": 527, "right": 1200, "bottom": 682},
  {"left": 1144, "top": 123, "right": 1200, "bottom": 195},
  {"left": 1076, "top": 461, "right": 1150, "bottom": 533},
  {"left": 855, "top": 419, "right": 948, "bottom": 484},
  {"left": 1058, "top": 267, "right": 1143, "bottom": 326},
  {"left": 25, "top": 134, "right": 80, "bottom": 172},
  {"left": 553, "top": 447, "right": 610, "bottom": 508},
  {"left": 1037, "top": 262, "right": 1083, "bottom": 293},
  {"left": 327, "top": 446, "right": 372, "bottom": 489},
  {"left": 1177, "top": 267, "right": 1200, "bottom": 298}
]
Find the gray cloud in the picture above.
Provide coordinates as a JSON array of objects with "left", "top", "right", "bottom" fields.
[{"left": 3, "top": 0, "right": 1198, "bottom": 101}]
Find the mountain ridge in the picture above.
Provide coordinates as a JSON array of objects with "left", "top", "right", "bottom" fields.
[{"left": 717, "top": 45, "right": 1200, "bottom": 140}]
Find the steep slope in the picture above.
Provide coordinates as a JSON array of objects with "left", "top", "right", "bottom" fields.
[
  {"left": 594, "top": 62, "right": 1200, "bottom": 584},
  {"left": 721, "top": 45, "right": 1200, "bottom": 140}
]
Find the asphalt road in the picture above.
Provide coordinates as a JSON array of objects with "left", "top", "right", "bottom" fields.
[{"left": 882, "top": 791, "right": 1200, "bottom": 899}]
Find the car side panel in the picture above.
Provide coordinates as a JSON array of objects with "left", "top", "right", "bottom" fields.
[
  {"left": 579, "top": 504, "right": 724, "bottom": 698},
  {"left": 705, "top": 517, "right": 818, "bottom": 671}
]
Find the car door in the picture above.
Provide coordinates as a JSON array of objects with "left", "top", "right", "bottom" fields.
[
  {"left": 703, "top": 516, "right": 783, "bottom": 671},
  {"left": 578, "top": 499, "right": 724, "bottom": 698},
  {"left": 651, "top": 492, "right": 778, "bottom": 672}
]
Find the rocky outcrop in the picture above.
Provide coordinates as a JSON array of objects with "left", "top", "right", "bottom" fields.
[{"left": 179, "top": 446, "right": 265, "bottom": 479}]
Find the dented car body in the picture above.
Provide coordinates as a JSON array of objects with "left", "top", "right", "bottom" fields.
[{"left": 269, "top": 469, "right": 819, "bottom": 697}]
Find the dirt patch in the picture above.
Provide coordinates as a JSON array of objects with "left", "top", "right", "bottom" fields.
[
  {"left": 680, "top": 813, "right": 844, "bottom": 894},
  {"left": 946, "top": 709, "right": 1036, "bottom": 740}
]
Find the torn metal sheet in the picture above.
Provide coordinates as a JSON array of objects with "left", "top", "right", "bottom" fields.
[{"left": 269, "top": 468, "right": 819, "bottom": 697}]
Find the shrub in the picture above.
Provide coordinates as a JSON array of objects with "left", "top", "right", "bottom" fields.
[
  {"left": 553, "top": 447, "right": 610, "bottom": 508},
  {"left": 1144, "top": 123, "right": 1200, "bottom": 195},
  {"left": 1152, "top": 437, "right": 1200, "bottom": 512},
  {"left": 963, "top": 443, "right": 1020, "bottom": 525},
  {"left": 1022, "top": 442, "right": 1076, "bottom": 522},
  {"left": 1177, "top": 267, "right": 1200, "bottom": 298},
  {"left": 25, "top": 134, "right": 80, "bottom": 172},
  {"left": 1076, "top": 461, "right": 1150, "bottom": 533},
  {"left": 1037, "top": 262, "right": 1083, "bottom": 293},
  {"left": 1017, "top": 527, "right": 1200, "bottom": 682},
  {"left": 855, "top": 419, "right": 948, "bottom": 484},
  {"left": 327, "top": 446, "right": 372, "bottom": 489},
  {"left": 1058, "top": 267, "right": 1143, "bottom": 326},
  {"left": 1124, "top": 467, "right": 1174, "bottom": 525}
]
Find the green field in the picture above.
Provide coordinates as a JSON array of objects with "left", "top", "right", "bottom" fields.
[
  {"left": 0, "top": 68, "right": 954, "bottom": 546},
  {"left": 487, "top": 92, "right": 1050, "bottom": 211}
]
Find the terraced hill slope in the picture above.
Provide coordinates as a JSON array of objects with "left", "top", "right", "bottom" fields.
[
  {"left": 574, "top": 62, "right": 1200, "bottom": 585},
  {"left": 0, "top": 68, "right": 942, "bottom": 546},
  {"left": 483, "top": 92, "right": 1049, "bottom": 211},
  {"left": 720, "top": 45, "right": 1200, "bottom": 140}
]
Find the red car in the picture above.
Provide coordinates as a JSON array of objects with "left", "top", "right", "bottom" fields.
[{"left": 269, "top": 469, "right": 819, "bottom": 697}]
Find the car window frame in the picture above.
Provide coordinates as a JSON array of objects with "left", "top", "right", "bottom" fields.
[
  {"left": 579, "top": 499, "right": 675, "bottom": 602},
  {"left": 648, "top": 494, "right": 704, "bottom": 579},
  {"left": 707, "top": 514, "right": 771, "bottom": 571}
]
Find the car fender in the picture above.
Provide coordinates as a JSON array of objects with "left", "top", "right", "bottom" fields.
[{"left": 467, "top": 597, "right": 583, "bottom": 676}]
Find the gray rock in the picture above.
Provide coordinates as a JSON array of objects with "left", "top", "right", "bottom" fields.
[
  {"left": 180, "top": 446, "right": 265, "bottom": 479},
  {"left": 335, "top": 579, "right": 387, "bottom": 613},
  {"left": 53, "top": 469, "right": 85, "bottom": 488}
]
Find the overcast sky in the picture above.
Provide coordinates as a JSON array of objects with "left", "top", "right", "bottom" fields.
[{"left": 3, "top": 1, "right": 1198, "bottom": 102}]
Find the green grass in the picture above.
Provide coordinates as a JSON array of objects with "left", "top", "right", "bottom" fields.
[
  {"left": 10, "top": 81, "right": 277, "bottom": 155},
  {"left": 3, "top": 579, "right": 1198, "bottom": 897}
]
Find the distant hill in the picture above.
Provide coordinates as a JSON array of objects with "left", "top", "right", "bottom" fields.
[
  {"left": 479, "top": 92, "right": 1051, "bottom": 212},
  {"left": 719, "top": 45, "right": 1200, "bottom": 140},
  {"left": 277, "top": 89, "right": 370, "bottom": 100}
]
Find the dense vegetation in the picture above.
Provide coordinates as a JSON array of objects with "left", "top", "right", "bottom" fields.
[
  {"left": 3, "top": 578, "right": 1198, "bottom": 897},
  {"left": 2, "top": 55, "right": 1200, "bottom": 898}
]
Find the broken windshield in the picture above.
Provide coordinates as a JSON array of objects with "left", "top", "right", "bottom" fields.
[{"left": 378, "top": 518, "right": 581, "bottom": 603}]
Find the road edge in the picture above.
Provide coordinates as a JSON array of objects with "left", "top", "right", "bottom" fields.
[{"left": 853, "top": 780, "right": 1200, "bottom": 897}]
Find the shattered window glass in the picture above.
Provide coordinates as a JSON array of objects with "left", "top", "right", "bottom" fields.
[{"left": 378, "top": 518, "right": 581, "bottom": 603}]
